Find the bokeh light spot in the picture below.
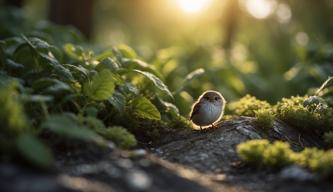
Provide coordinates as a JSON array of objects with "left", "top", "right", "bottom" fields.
[
  {"left": 276, "top": 3, "right": 292, "bottom": 24},
  {"left": 244, "top": 0, "right": 277, "bottom": 19},
  {"left": 295, "top": 32, "right": 309, "bottom": 46}
]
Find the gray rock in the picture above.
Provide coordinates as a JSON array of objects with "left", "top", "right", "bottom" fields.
[
  {"left": 279, "top": 165, "right": 316, "bottom": 181},
  {"left": 126, "top": 169, "right": 152, "bottom": 191}
]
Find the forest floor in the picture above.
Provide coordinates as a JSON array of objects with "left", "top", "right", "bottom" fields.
[{"left": 1, "top": 117, "right": 332, "bottom": 192}]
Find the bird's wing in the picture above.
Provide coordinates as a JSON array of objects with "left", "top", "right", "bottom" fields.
[{"left": 190, "top": 102, "right": 201, "bottom": 119}]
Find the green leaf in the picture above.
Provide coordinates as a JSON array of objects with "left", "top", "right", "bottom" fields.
[
  {"left": 2, "top": 37, "right": 25, "bottom": 55},
  {"left": 96, "top": 58, "right": 121, "bottom": 71},
  {"left": 119, "top": 82, "right": 139, "bottom": 96},
  {"left": 97, "top": 126, "right": 137, "bottom": 149},
  {"left": 108, "top": 91, "right": 126, "bottom": 112},
  {"left": 63, "top": 43, "right": 94, "bottom": 63},
  {"left": 13, "top": 43, "right": 38, "bottom": 69},
  {"left": 32, "top": 78, "right": 72, "bottom": 96},
  {"left": 20, "top": 94, "right": 53, "bottom": 102},
  {"left": 160, "top": 99, "right": 180, "bottom": 116},
  {"left": 4, "top": 59, "right": 25, "bottom": 73},
  {"left": 131, "top": 96, "right": 161, "bottom": 120},
  {"left": 123, "top": 58, "right": 150, "bottom": 68},
  {"left": 41, "top": 114, "right": 103, "bottom": 142},
  {"left": 174, "top": 68, "right": 205, "bottom": 94},
  {"left": 122, "top": 58, "right": 164, "bottom": 79},
  {"left": 38, "top": 53, "right": 73, "bottom": 80},
  {"left": 133, "top": 69, "right": 173, "bottom": 98},
  {"left": 0, "top": 81, "right": 29, "bottom": 136},
  {"left": 16, "top": 134, "right": 53, "bottom": 167},
  {"left": 116, "top": 44, "right": 137, "bottom": 59},
  {"left": 95, "top": 49, "right": 114, "bottom": 61},
  {"left": 64, "top": 64, "right": 89, "bottom": 81},
  {"left": 83, "top": 70, "right": 116, "bottom": 101},
  {"left": 63, "top": 43, "right": 83, "bottom": 61}
]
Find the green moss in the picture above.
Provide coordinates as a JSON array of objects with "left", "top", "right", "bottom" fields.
[
  {"left": 228, "top": 95, "right": 272, "bottom": 117},
  {"left": 293, "top": 148, "right": 325, "bottom": 169},
  {"left": 263, "top": 141, "right": 294, "bottom": 168},
  {"left": 237, "top": 139, "right": 270, "bottom": 166},
  {"left": 97, "top": 126, "right": 137, "bottom": 149},
  {"left": 238, "top": 140, "right": 295, "bottom": 168},
  {"left": 255, "top": 109, "right": 275, "bottom": 130},
  {"left": 275, "top": 96, "right": 333, "bottom": 132},
  {"left": 314, "top": 150, "right": 333, "bottom": 178},
  {"left": 221, "top": 115, "right": 234, "bottom": 121},
  {"left": 237, "top": 139, "right": 333, "bottom": 178}
]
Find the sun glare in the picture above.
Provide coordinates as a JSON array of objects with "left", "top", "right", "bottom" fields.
[
  {"left": 175, "top": 0, "right": 212, "bottom": 14},
  {"left": 244, "top": 0, "right": 276, "bottom": 19}
]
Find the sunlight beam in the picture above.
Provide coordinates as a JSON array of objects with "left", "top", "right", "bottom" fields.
[{"left": 174, "top": 0, "right": 212, "bottom": 14}]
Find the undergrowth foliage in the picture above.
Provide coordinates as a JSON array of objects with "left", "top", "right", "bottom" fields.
[
  {"left": 237, "top": 139, "right": 333, "bottom": 178},
  {"left": 0, "top": 22, "right": 199, "bottom": 167}
]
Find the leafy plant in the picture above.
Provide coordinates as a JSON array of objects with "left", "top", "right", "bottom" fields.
[
  {"left": 0, "top": 81, "right": 29, "bottom": 136},
  {"left": 41, "top": 114, "right": 104, "bottom": 143},
  {"left": 130, "top": 96, "right": 161, "bottom": 120},
  {"left": 0, "top": 20, "right": 195, "bottom": 167},
  {"left": 83, "top": 69, "right": 117, "bottom": 101},
  {"left": 97, "top": 126, "right": 137, "bottom": 149}
]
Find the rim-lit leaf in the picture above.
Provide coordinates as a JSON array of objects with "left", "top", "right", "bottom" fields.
[
  {"left": 116, "top": 44, "right": 137, "bottom": 59},
  {"left": 83, "top": 70, "right": 116, "bottom": 101},
  {"left": 95, "top": 49, "right": 114, "bottom": 61},
  {"left": 174, "top": 68, "right": 205, "bottom": 94},
  {"left": 133, "top": 69, "right": 173, "bottom": 99}
]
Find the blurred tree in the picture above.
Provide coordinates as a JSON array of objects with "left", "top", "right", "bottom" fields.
[
  {"left": 3, "top": 0, "right": 22, "bottom": 7},
  {"left": 222, "top": 0, "right": 240, "bottom": 60},
  {"left": 49, "top": 0, "right": 93, "bottom": 38}
]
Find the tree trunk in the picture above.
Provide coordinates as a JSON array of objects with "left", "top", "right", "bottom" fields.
[
  {"left": 4, "top": 0, "right": 22, "bottom": 7},
  {"left": 222, "top": 0, "right": 240, "bottom": 61},
  {"left": 48, "top": 0, "right": 93, "bottom": 39}
]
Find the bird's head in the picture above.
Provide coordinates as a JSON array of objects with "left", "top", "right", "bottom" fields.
[{"left": 200, "top": 90, "right": 225, "bottom": 105}]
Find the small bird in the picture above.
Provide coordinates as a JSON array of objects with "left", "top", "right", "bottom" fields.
[{"left": 190, "top": 90, "right": 226, "bottom": 130}]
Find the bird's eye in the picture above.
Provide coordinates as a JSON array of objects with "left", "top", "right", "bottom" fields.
[
  {"left": 215, "top": 97, "right": 219, "bottom": 101},
  {"left": 204, "top": 96, "right": 209, "bottom": 100}
]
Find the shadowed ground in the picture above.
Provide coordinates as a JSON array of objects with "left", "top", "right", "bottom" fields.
[{"left": 1, "top": 117, "right": 331, "bottom": 192}]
